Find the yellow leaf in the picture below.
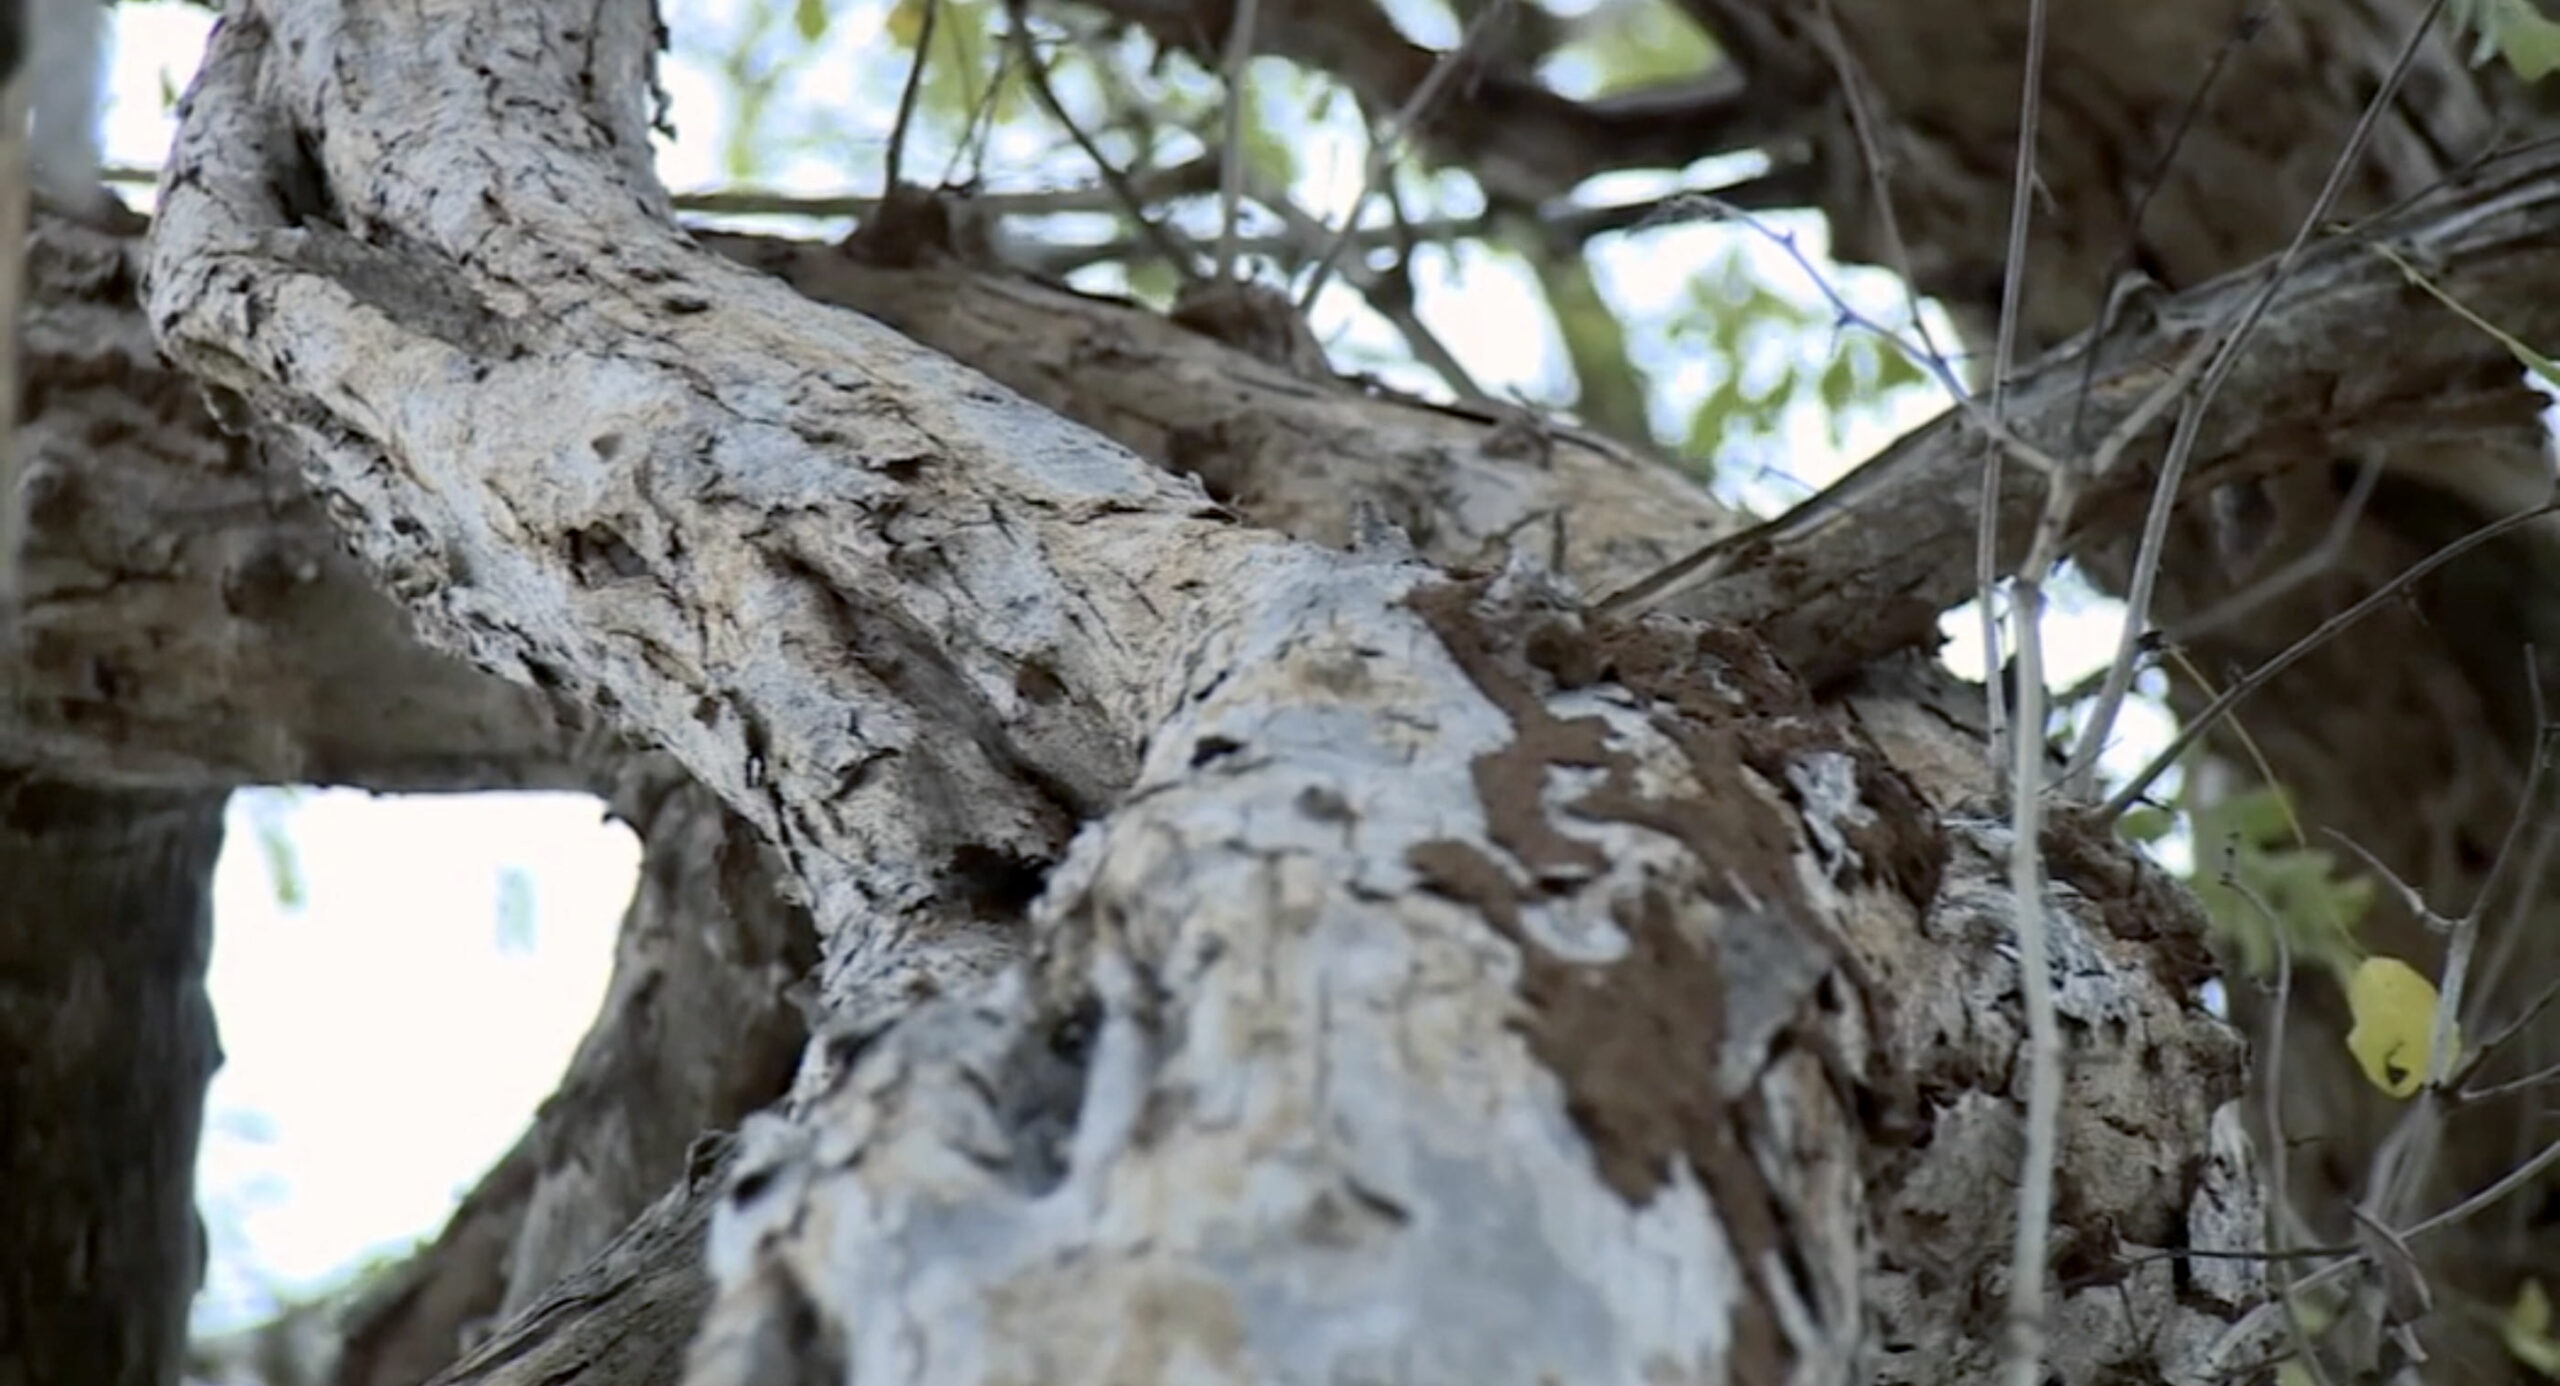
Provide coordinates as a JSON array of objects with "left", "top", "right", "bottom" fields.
[
  {"left": 885, "top": 0, "right": 930, "bottom": 49},
  {"left": 2345, "top": 955, "right": 2458, "bottom": 1098},
  {"left": 2506, "top": 1279, "right": 2560, "bottom": 1376}
]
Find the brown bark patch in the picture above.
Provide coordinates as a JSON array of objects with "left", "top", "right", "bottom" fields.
[
  {"left": 2040, "top": 804, "right": 2219, "bottom": 998},
  {"left": 1403, "top": 580, "right": 1882, "bottom": 1383}
]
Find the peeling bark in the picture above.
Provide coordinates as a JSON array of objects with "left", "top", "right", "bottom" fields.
[
  {"left": 697, "top": 235, "right": 1739, "bottom": 595},
  {"left": 127, "top": 5, "right": 2264, "bottom": 1384},
  {"left": 34, "top": 0, "right": 2544, "bottom": 1375}
]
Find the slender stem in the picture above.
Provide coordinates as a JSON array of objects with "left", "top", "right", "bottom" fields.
[{"left": 2065, "top": 0, "right": 2451, "bottom": 796}]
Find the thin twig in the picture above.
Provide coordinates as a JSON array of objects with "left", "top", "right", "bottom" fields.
[
  {"left": 1811, "top": 0, "right": 2010, "bottom": 752},
  {"left": 2459, "top": 1050, "right": 2560, "bottom": 1105},
  {"left": 1591, "top": 198, "right": 2208, "bottom": 622},
  {"left": 2457, "top": 878, "right": 2560, "bottom": 1080},
  {"left": 1299, "top": 3, "right": 1508, "bottom": 308},
  {"left": 1004, "top": 2, "right": 1201, "bottom": 275},
  {"left": 2406, "top": 1130, "right": 2560, "bottom": 1237},
  {"left": 1980, "top": 9, "right": 2055, "bottom": 941},
  {"left": 1215, "top": 0, "right": 1261, "bottom": 282},
  {"left": 2064, "top": 2, "right": 2269, "bottom": 449},
  {"left": 2168, "top": 454, "right": 2385, "bottom": 642},
  {"left": 2429, "top": 658, "right": 2556, "bottom": 1090},
  {"left": 884, "top": 0, "right": 939, "bottom": 193},
  {"left": 2229, "top": 874, "right": 2335, "bottom": 1386},
  {"left": 2063, "top": 0, "right": 2454, "bottom": 796},
  {"left": 2103, "top": 500, "right": 2560, "bottom": 818}
]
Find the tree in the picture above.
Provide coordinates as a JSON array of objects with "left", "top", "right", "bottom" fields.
[{"left": 7, "top": 0, "right": 2560, "bottom": 1382}]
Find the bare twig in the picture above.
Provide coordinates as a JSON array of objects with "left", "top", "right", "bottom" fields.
[
  {"left": 2105, "top": 501, "right": 2560, "bottom": 817},
  {"left": 1810, "top": 0, "right": 2005, "bottom": 750},
  {"left": 884, "top": 0, "right": 939, "bottom": 192},
  {"left": 1300, "top": 3, "right": 1509, "bottom": 308},
  {"left": 2104, "top": 500, "right": 2560, "bottom": 818},
  {"left": 1013, "top": 164, "right": 1813, "bottom": 279},
  {"left": 2169, "top": 454, "right": 2384, "bottom": 641},
  {"left": 1995, "top": 1, "right": 2063, "bottom": 1334},
  {"left": 2406, "top": 1131, "right": 2560, "bottom": 1238},
  {"left": 2064, "top": 2, "right": 2270, "bottom": 450},
  {"left": 1981, "top": 36, "right": 2057, "bottom": 1098},
  {"left": 2062, "top": 0, "right": 2454, "bottom": 796},
  {"left": 1591, "top": 199, "right": 2207, "bottom": 622},
  {"left": 1216, "top": 0, "right": 1262, "bottom": 281},
  {"left": 2229, "top": 874, "right": 2335, "bottom": 1386},
  {"left": 1003, "top": 2, "right": 1201, "bottom": 275},
  {"left": 2434, "top": 658, "right": 2555, "bottom": 1080}
]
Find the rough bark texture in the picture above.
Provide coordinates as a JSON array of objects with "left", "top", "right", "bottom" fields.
[
  {"left": 1641, "top": 3, "right": 2560, "bottom": 1361},
  {"left": 1143, "top": 0, "right": 2560, "bottom": 1360},
  {"left": 130, "top": 3, "right": 2259, "bottom": 1384},
  {"left": 0, "top": 779, "right": 224, "bottom": 1386},
  {"left": 7, "top": 205, "right": 1742, "bottom": 1386},
  {"left": 2, "top": 212, "right": 580, "bottom": 793},
  {"left": 19, "top": 0, "right": 2558, "bottom": 1378},
  {"left": 696, "top": 234, "right": 1742, "bottom": 597}
]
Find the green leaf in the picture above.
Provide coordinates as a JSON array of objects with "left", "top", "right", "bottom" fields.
[
  {"left": 2117, "top": 805, "right": 2178, "bottom": 845},
  {"left": 236, "top": 788, "right": 308, "bottom": 912},
  {"left": 2462, "top": 0, "right": 2560, "bottom": 80},
  {"left": 2185, "top": 785, "right": 2373, "bottom": 976},
  {"left": 2503, "top": 1279, "right": 2560, "bottom": 1377},
  {"left": 1527, "top": 242, "right": 1654, "bottom": 449},
  {"left": 1560, "top": 0, "right": 1720, "bottom": 97},
  {"left": 794, "top": 0, "right": 831, "bottom": 42},
  {"left": 2492, "top": 0, "right": 2560, "bottom": 80}
]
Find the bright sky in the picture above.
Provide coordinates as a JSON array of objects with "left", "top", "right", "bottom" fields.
[{"left": 92, "top": 0, "right": 2166, "bottom": 1338}]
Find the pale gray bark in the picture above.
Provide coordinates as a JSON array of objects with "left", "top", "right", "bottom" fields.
[{"left": 132, "top": 3, "right": 2261, "bottom": 1384}]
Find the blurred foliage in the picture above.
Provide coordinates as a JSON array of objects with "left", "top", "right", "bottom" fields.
[
  {"left": 1539, "top": 0, "right": 1719, "bottom": 97},
  {"left": 2121, "top": 782, "right": 2374, "bottom": 977},
  {"left": 1670, "top": 240, "right": 1930, "bottom": 464},
  {"left": 2457, "top": 0, "right": 2560, "bottom": 81},
  {"left": 668, "top": 0, "right": 1936, "bottom": 485}
]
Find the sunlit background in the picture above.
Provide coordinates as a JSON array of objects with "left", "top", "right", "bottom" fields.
[{"left": 87, "top": 0, "right": 2171, "bottom": 1340}]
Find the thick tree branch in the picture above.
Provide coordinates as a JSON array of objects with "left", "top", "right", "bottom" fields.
[
  {"left": 1648, "top": 140, "right": 2560, "bottom": 687},
  {"left": 701, "top": 231, "right": 1736, "bottom": 591},
  {"left": 0, "top": 213, "right": 581, "bottom": 791},
  {"left": 138, "top": 5, "right": 2254, "bottom": 1385}
]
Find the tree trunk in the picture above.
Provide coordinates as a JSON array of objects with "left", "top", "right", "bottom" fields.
[
  {"left": 11, "top": 0, "right": 2557, "bottom": 1379},
  {"left": 0, "top": 779, "right": 223, "bottom": 1386},
  {"left": 127, "top": 3, "right": 2262, "bottom": 1384}
]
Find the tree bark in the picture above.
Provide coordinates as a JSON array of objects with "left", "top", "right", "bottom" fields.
[
  {"left": 133, "top": 3, "right": 2262, "bottom": 1383},
  {"left": 23, "top": 0, "right": 2556, "bottom": 1376},
  {"left": 2, "top": 212, "right": 580, "bottom": 793},
  {"left": 0, "top": 778, "right": 223, "bottom": 1386}
]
